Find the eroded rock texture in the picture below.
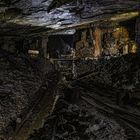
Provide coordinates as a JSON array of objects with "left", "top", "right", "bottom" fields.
[
  {"left": 0, "top": 0, "right": 138, "bottom": 37},
  {"left": 0, "top": 0, "right": 139, "bottom": 140},
  {"left": 27, "top": 54, "right": 140, "bottom": 140},
  {"left": 0, "top": 49, "right": 42, "bottom": 138}
]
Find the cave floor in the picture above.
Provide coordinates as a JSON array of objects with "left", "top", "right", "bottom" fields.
[{"left": 1, "top": 51, "right": 140, "bottom": 140}]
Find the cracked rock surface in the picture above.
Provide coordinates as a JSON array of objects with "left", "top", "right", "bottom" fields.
[{"left": 0, "top": 52, "right": 42, "bottom": 138}]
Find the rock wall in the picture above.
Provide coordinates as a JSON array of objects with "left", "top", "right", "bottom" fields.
[{"left": 136, "top": 17, "right": 140, "bottom": 53}]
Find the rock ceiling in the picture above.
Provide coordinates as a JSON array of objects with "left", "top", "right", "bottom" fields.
[{"left": 0, "top": 0, "right": 139, "bottom": 37}]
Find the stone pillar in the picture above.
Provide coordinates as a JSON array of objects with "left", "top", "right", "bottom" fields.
[
  {"left": 41, "top": 37, "right": 48, "bottom": 74},
  {"left": 94, "top": 27, "right": 102, "bottom": 57},
  {"left": 42, "top": 37, "right": 48, "bottom": 58},
  {"left": 123, "top": 44, "right": 129, "bottom": 55},
  {"left": 89, "top": 28, "right": 96, "bottom": 57}
]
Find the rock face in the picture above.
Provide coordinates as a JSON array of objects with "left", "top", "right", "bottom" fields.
[
  {"left": 136, "top": 17, "right": 140, "bottom": 52},
  {"left": 0, "top": 0, "right": 138, "bottom": 36}
]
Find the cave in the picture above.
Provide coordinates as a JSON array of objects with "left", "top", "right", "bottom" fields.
[
  {"left": 47, "top": 36, "right": 74, "bottom": 61},
  {"left": 0, "top": 0, "right": 140, "bottom": 140}
]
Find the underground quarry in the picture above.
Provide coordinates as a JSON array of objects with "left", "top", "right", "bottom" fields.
[{"left": 0, "top": 0, "right": 140, "bottom": 140}]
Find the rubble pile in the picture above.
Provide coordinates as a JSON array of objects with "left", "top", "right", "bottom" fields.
[
  {"left": 0, "top": 50, "right": 42, "bottom": 138},
  {"left": 28, "top": 53, "right": 140, "bottom": 140},
  {"left": 75, "top": 54, "right": 140, "bottom": 90},
  {"left": 29, "top": 99, "right": 126, "bottom": 140}
]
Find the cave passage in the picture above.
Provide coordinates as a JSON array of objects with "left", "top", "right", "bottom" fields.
[{"left": 0, "top": 0, "right": 140, "bottom": 140}]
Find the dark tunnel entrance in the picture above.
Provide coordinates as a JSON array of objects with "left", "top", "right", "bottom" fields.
[{"left": 47, "top": 35, "right": 74, "bottom": 59}]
